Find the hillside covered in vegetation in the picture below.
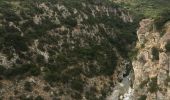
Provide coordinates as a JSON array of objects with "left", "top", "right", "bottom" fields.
[
  {"left": 0, "top": 0, "right": 170, "bottom": 100},
  {"left": 0, "top": 0, "right": 139, "bottom": 99}
]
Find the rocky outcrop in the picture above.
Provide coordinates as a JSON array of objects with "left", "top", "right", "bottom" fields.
[
  {"left": 107, "top": 18, "right": 170, "bottom": 100},
  {"left": 131, "top": 19, "right": 170, "bottom": 100}
]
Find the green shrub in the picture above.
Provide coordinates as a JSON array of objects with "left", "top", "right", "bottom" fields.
[
  {"left": 44, "top": 72, "right": 69, "bottom": 83},
  {"left": 128, "top": 48, "right": 138, "bottom": 60},
  {"left": 166, "top": 76, "right": 170, "bottom": 82},
  {"left": 36, "top": 54, "right": 45, "bottom": 64},
  {"left": 0, "top": 65, "right": 6, "bottom": 75},
  {"left": 35, "top": 96, "right": 44, "bottom": 100},
  {"left": 4, "top": 34, "right": 28, "bottom": 51},
  {"left": 138, "top": 95, "right": 147, "bottom": 100},
  {"left": 44, "top": 72, "right": 61, "bottom": 82},
  {"left": 71, "top": 92, "right": 82, "bottom": 100},
  {"left": 164, "top": 76, "right": 170, "bottom": 86},
  {"left": 19, "top": 94, "right": 33, "bottom": 100},
  {"left": 148, "top": 77, "right": 158, "bottom": 93},
  {"left": 63, "top": 17, "right": 77, "bottom": 27},
  {"left": 65, "top": 67, "right": 83, "bottom": 77},
  {"left": 3, "top": 9, "right": 21, "bottom": 22},
  {"left": 20, "top": 64, "right": 40, "bottom": 76},
  {"left": 24, "top": 81, "right": 32, "bottom": 92},
  {"left": 151, "top": 47, "right": 159, "bottom": 60},
  {"left": 71, "top": 79, "right": 84, "bottom": 92},
  {"left": 165, "top": 40, "right": 170, "bottom": 52},
  {"left": 29, "top": 66, "right": 41, "bottom": 76},
  {"left": 3, "top": 64, "right": 40, "bottom": 78},
  {"left": 155, "top": 10, "right": 170, "bottom": 31}
]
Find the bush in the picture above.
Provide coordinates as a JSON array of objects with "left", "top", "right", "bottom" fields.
[
  {"left": 44, "top": 72, "right": 61, "bottom": 82},
  {"left": 148, "top": 77, "right": 158, "bottom": 93},
  {"left": 4, "top": 34, "right": 28, "bottom": 51},
  {"left": 71, "top": 79, "right": 84, "bottom": 92},
  {"left": 165, "top": 40, "right": 170, "bottom": 52},
  {"left": 19, "top": 94, "right": 33, "bottom": 100},
  {"left": 3, "top": 9, "right": 21, "bottom": 22},
  {"left": 18, "top": 64, "right": 40, "bottom": 76},
  {"left": 0, "top": 65, "right": 6, "bottom": 75},
  {"left": 138, "top": 95, "right": 147, "bottom": 100},
  {"left": 24, "top": 81, "right": 32, "bottom": 92},
  {"left": 36, "top": 54, "right": 45, "bottom": 64},
  {"left": 29, "top": 66, "right": 41, "bottom": 76},
  {"left": 35, "top": 96, "right": 44, "bottom": 100},
  {"left": 155, "top": 10, "right": 170, "bottom": 31},
  {"left": 71, "top": 92, "right": 82, "bottom": 100},
  {"left": 151, "top": 47, "right": 159, "bottom": 60},
  {"left": 3, "top": 64, "right": 40, "bottom": 78},
  {"left": 164, "top": 76, "right": 170, "bottom": 86},
  {"left": 128, "top": 48, "right": 138, "bottom": 60},
  {"left": 63, "top": 17, "right": 77, "bottom": 27}
]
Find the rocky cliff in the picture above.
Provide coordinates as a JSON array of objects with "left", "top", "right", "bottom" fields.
[
  {"left": 129, "top": 19, "right": 170, "bottom": 100},
  {"left": 107, "top": 19, "right": 170, "bottom": 100}
]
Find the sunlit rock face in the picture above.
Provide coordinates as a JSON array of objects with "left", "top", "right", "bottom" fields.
[
  {"left": 109, "top": 19, "right": 170, "bottom": 100},
  {"left": 130, "top": 19, "right": 170, "bottom": 100}
]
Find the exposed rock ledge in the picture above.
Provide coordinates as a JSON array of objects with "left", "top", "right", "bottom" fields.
[
  {"left": 108, "top": 19, "right": 170, "bottom": 100},
  {"left": 132, "top": 19, "right": 170, "bottom": 100}
]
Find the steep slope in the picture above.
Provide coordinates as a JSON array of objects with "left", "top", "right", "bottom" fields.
[
  {"left": 0, "top": 0, "right": 138, "bottom": 99},
  {"left": 131, "top": 18, "right": 170, "bottom": 100},
  {"left": 118, "top": 18, "right": 170, "bottom": 100},
  {"left": 106, "top": 9, "right": 170, "bottom": 99}
]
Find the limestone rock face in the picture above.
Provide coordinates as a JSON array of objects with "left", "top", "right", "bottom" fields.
[{"left": 131, "top": 19, "right": 170, "bottom": 100}]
